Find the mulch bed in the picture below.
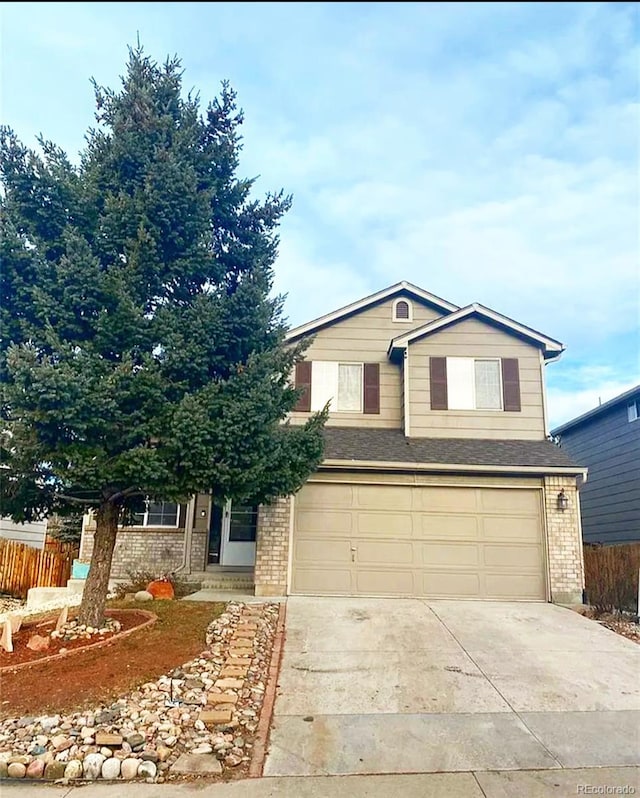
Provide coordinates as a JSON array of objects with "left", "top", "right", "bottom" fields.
[
  {"left": 0, "top": 609, "right": 149, "bottom": 668},
  {"left": 0, "top": 599, "right": 224, "bottom": 719}
]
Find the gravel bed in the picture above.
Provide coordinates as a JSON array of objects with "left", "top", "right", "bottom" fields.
[{"left": 0, "top": 601, "right": 279, "bottom": 782}]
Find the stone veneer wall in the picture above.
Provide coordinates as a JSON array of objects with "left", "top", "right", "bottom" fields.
[
  {"left": 80, "top": 518, "right": 186, "bottom": 580},
  {"left": 544, "top": 475, "right": 585, "bottom": 604},
  {"left": 254, "top": 496, "right": 291, "bottom": 596}
]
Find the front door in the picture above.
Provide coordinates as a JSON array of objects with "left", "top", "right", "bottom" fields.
[{"left": 220, "top": 502, "right": 257, "bottom": 566}]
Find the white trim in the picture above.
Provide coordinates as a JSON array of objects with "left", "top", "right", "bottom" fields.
[
  {"left": 540, "top": 350, "right": 550, "bottom": 437},
  {"left": 392, "top": 297, "right": 413, "bottom": 323},
  {"left": 286, "top": 494, "right": 295, "bottom": 596},
  {"left": 286, "top": 281, "right": 458, "bottom": 341},
  {"left": 403, "top": 348, "right": 411, "bottom": 435},
  {"left": 320, "top": 459, "right": 588, "bottom": 478},
  {"left": 390, "top": 303, "right": 565, "bottom": 359}
]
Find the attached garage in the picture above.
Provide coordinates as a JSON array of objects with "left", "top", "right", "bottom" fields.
[{"left": 291, "top": 479, "right": 547, "bottom": 600}]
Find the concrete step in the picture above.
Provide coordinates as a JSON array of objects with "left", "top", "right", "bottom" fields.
[{"left": 201, "top": 579, "right": 254, "bottom": 590}]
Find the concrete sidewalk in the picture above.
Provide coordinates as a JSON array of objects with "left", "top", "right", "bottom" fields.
[{"left": 2, "top": 768, "right": 639, "bottom": 797}]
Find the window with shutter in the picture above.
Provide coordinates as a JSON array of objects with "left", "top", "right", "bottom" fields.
[
  {"left": 293, "top": 361, "right": 312, "bottom": 412},
  {"left": 363, "top": 363, "right": 380, "bottom": 414},
  {"left": 430, "top": 357, "right": 448, "bottom": 410}
]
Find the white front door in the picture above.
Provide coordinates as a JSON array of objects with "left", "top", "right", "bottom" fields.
[{"left": 220, "top": 501, "right": 257, "bottom": 566}]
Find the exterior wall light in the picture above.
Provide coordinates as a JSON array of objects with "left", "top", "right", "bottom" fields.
[{"left": 557, "top": 489, "right": 569, "bottom": 511}]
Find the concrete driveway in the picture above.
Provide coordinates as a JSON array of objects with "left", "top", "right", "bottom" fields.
[{"left": 264, "top": 598, "right": 640, "bottom": 776}]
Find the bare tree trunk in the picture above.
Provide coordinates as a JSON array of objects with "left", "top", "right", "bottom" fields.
[{"left": 77, "top": 501, "right": 119, "bottom": 628}]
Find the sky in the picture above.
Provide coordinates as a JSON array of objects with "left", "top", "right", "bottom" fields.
[{"left": 1, "top": 2, "right": 638, "bottom": 428}]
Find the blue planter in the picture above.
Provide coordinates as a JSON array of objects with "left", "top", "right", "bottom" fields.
[{"left": 71, "top": 560, "right": 90, "bottom": 579}]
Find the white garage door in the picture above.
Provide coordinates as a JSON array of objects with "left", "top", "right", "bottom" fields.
[{"left": 291, "top": 481, "right": 546, "bottom": 600}]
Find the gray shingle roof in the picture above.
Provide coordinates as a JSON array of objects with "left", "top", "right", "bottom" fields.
[{"left": 322, "top": 427, "right": 584, "bottom": 470}]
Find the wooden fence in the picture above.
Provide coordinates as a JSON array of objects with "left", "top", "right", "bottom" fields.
[
  {"left": 584, "top": 542, "right": 640, "bottom": 613},
  {"left": 0, "top": 538, "right": 74, "bottom": 599}
]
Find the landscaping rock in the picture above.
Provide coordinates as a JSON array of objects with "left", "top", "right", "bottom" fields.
[
  {"left": 83, "top": 752, "right": 105, "bottom": 780},
  {"left": 7, "top": 762, "right": 26, "bottom": 778},
  {"left": 121, "top": 758, "right": 142, "bottom": 780},
  {"left": 134, "top": 590, "right": 153, "bottom": 602},
  {"left": 138, "top": 760, "right": 157, "bottom": 778},
  {"left": 25, "top": 759, "right": 45, "bottom": 779},
  {"left": 146, "top": 580, "right": 175, "bottom": 600},
  {"left": 170, "top": 753, "right": 222, "bottom": 775},
  {"left": 101, "top": 757, "right": 121, "bottom": 779},
  {"left": 44, "top": 761, "right": 65, "bottom": 780},
  {"left": 64, "top": 760, "right": 83, "bottom": 779}
]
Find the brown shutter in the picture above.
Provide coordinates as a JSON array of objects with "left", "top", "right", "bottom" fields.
[
  {"left": 363, "top": 363, "right": 380, "bottom": 414},
  {"left": 430, "top": 357, "right": 448, "bottom": 410},
  {"left": 502, "top": 358, "right": 521, "bottom": 412},
  {"left": 294, "top": 361, "right": 312, "bottom": 412}
]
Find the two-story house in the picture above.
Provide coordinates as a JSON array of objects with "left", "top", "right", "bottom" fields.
[
  {"left": 551, "top": 385, "right": 640, "bottom": 545},
  {"left": 80, "top": 282, "right": 587, "bottom": 604}
]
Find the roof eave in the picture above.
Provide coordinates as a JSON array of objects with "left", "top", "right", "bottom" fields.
[{"left": 320, "top": 458, "right": 588, "bottom": 478}]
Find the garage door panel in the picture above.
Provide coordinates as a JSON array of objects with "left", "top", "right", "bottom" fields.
[
  {"left": 296, "top": 510, "right": 353, "bottom": 535},
  {"left": 357, "top": 485, "right": 412, "bottom": 510},
  {"left": 297, "top": 483, "right": 354, "bottom": 510},
  {"left": 421, "top": 514, "right": 479, "bottom": 539},
  {"left": 482, "top": 516, "right": 540, "bottom": 542},
  {"left": 295, "top": 539, "right": 352, "bottom": 564},
  {"left": 480, "top": 489, "right": 540, "bottom": 514},
  {"left": 422, "top": 570, "right": 482, "bottom": 597},
  {"left": 357, "top": 512, "right": 413, "bottom": 537},
  {"left": 356, "top": 540, "right": 414, "bottom": 565},
  {"left": 292, "top": 482, "right": 545, "bottom": 601},
  {"left": 415, "top": 487, "right": 477, "bottom": 512},
  {"left": 355, "top": 569, "right": 415, "bottom": 595},
  {"left": 485, "top": 573, "right": 545, "bottom": 600},
  {"left": 292, "top": 568, "right": 352, "bottom": 594},
  {"left": 483, "top": 544, "right": 541, "bottom": 568},
  {"left": 422, "top": 542, "right": 479, "bottom": 567}
]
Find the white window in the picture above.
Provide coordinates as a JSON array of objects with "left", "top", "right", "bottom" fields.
[
  {"left": 628, "top": 399, "right": 640, "bottom": 422},
  {"left": 310, "top": 361, "right": 363, "bottom": 412},
  {"left": 446, "top": 357, "right": 503, "bottom": 410},
  {"left": 474, "top": 359, "right": 502, "bottom": 409},
  {"left": 338, "top": 363, "right": 363, "bottom": 412},
  {"left": 130, "top": 498, "right": 180, "bottom": 528}
]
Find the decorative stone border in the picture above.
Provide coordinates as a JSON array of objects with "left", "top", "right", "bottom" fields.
[
  {"left": 0, "top": 609, "right": 157, "bottom": 675},
  {"left": 248, "top": 602, "right": 286, "bottom": 778},
  {"left": 0, "top": 601, "right": 280, "bottom": 783}
]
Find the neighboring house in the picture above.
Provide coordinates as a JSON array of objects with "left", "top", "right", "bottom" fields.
[
  {"left": 0, "top": 516, "right": 47, "bottom": 549},
  {"left": 81, "top": 281, "right": 587, "bottom": 604},
  {"left": 551, "top": 385, "right": 640, "bottom": 545}
]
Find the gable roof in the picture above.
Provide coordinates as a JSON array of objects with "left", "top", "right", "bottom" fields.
[
  {"left": 285, "top": 281, "right": 458, "bottom": 342},
  {"left": 388, "top": 303, "right": 565, "bottom": 360},
  {"left": 551, "top": 384, "right": 640, "bottom": 435},
  {"left": 321, "top": 427, "right": 586, "bottom": 475}
]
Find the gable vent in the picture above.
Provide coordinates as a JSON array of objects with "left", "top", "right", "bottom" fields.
[{"left": 394, "top": 300, "right": 411, "bottom": 320}]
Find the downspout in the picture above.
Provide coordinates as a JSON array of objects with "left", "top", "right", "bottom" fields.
[{"left": 174, "top": 495, "right": 196, "bottom": 575}]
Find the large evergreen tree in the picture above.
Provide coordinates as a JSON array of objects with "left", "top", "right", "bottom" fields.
[{"left": 0, "top": 48, "right": 326, "bottom": 626}]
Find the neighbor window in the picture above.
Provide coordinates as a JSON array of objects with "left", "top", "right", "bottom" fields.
[
  {"left": 130, "top": 498, "right": 180, "bottom": 527},
  {"left": 337, "top": 363, "right": 363, "bottom": 412},
  {"left": 628, "top": 399, "right": 640, "bottom": 422}
]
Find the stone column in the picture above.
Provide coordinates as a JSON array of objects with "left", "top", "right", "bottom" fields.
[
  {"left": 254, "top": 496, "right": 291, "bottom": 597},
  {"left": 544, "top": 475, "right": 585, "bottom": 604}
]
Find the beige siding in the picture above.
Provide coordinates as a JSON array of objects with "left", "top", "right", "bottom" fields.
[
  {"left": 289, "top": 298, "right": 443, "bottom": 428},
  {"left": 408, "top": 318, "right": 546, "bottom": 440}
]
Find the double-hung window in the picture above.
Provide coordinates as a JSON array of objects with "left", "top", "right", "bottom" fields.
[
  {"left": 628, "top": 399, "right": 640, "bottom": 422},
  {"left": 443, "top": 357, "right": 504, "bottom": 411},
  {"left": 337, "top": 363, "right": 363, "bottom": 412},
  {"left": 130, "top": 498, "right": 180, "bottom": 528}
]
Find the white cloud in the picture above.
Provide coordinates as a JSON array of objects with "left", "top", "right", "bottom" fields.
[{"left": 548, "top": 378, "right": 639, "bottom": 430}]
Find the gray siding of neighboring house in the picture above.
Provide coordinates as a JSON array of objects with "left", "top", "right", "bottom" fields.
[
  {"left": 558, "top": 402, "right": 640, "bottom": 543},
  {"left": 0, "top": 517, "right": 47, "bottom": 549}
]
